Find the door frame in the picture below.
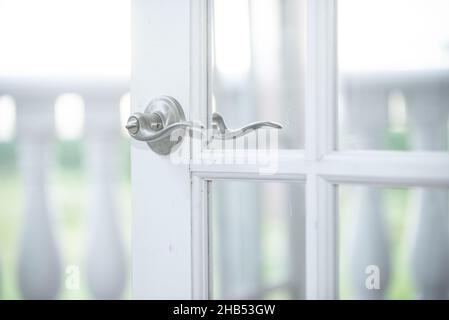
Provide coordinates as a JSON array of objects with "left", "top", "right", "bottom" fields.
[
  {"left": 132, "top": 0, "right": 449, "bottom": 300},
  {"left": 189, "top": 0, "right": 338, "bottom": 299}
]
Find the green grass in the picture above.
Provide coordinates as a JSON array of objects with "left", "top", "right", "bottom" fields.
[{"left": 0, "top": 171, "right": 21, "bottom": 299}]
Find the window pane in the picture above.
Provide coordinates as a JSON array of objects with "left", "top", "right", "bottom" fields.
[
  {"left": 339, "top": 184, "right": 449, "bottom": 299},
  {"left": 338, "top": 0, "right": 449, "bottom": 151},
  {"left": 211, "top": 0, "right": 305, "bottom": 149},
  {"left": 210, "top": 180, "right": 305, "bottom": 299}
]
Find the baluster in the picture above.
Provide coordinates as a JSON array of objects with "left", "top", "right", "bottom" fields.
[
  {"left": 215, "top": 182, "right": 262, "bottom": 299},
  {"left": 84, "top": 92, "right": 126, "bottom": 299},
  {"left": 406, "top": 84, "right": 449, "bottom": 299},
  {"left": 343, "top": 81, "right": 390, "bottom": 299},
  {"left": 16, "top": 94, "right": 61, "bottom": 299}
]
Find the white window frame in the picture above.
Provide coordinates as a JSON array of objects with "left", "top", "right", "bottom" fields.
[{"left": 187, "top": 0, "right": 449, "bottom": 300}]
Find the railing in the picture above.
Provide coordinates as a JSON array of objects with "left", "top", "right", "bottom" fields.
[
  {"left": 1, "top": 69, "right": 448, "bottom": 300},
  {"left": 0, "top": 77, "right": 129, "bottom": 299},
  {"left": 341, "top": 69, "right": 449, "bottom": 299}
]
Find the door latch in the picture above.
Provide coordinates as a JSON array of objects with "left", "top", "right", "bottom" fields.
[{"left": 126, "top": 95, "right": 282, "bottom": 155}]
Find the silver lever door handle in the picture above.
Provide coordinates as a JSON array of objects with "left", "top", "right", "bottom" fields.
[
  {"left": 211, "top": 112, "right": 282, "bottom": 140},
  {"left": 125, "top": 96, "right": 202, "bottom": 155},
  {"left": 126, "top": 95, "right": 282, "bottom": 155},
  {"left": 126, "top": 112, "right": 197, "bottom": 142}
]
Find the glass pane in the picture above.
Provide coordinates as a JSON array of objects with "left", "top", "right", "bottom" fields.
[
  {"left": 210, "top": 180, "right": 305, "bottom": 299},
  {"left": 339, "top": 184, "right": 449, "bottom": 299},
  {"left": 338, "top": 0, "right": 449, "bottom": 151},
  {"left": 211, "top": 0, "right": 305, "bottom": 149}
]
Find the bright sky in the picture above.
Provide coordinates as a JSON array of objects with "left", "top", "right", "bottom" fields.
[
  {"left": 213, "top": 0, "right": 449, "bottom": 77},
  {"left": 339, "top": 0, "right": 449, "bottom": 72},
  {"left": 0, "top": 0, "right": 447, "bottom": 77},
  {"left": 0, "top": 0, "right": 447, "bottom": 140},
  {"left": 0, "top": 0, "right": 130, "bottom": 78},
  {"left": 0, "top": 0, "right": 131, "bottom": 140}
]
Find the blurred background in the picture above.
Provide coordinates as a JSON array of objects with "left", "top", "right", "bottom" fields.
[
  {"left": 338, "top": 0, "right": 449, "bottom": 299},
  {"left": 0, "top": 0, "right": 448, "bottom": 300},
  {"left": 0, "top": 0, "right": 131, "bottom": 299},
  {"left": 211, "top": 0, "right": 449, "bottom": 300}
]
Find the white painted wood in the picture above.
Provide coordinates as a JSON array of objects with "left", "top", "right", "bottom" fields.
[
  {"left": 16, "top": 93, "right": 61, "bottom": 299},
  {"left": 305, "top": 0, "right": 336, "bottom": 161},
  {"left": 131, "top": 0, "right": 193, "bottom": 299},
  {"left": 84, "top": 92, "right": 127, "bottom": 299},
  {"left": 191, "top": 177, "right": 209, "bottom": 299},
  {"left": 130, "top": 0, "right": 449, "bottom": 301},
  {"left": 305, "top": 175, "right": 336, "bottom": 299},
  {"left": 320, "top": 151, "right": 449, "bottom": 187},
  {"left": 192, "top": 150, "right": 449, "bottom": 186},
  {"left": 190, "top": 0, "right": 210, "bottom": 300},
  {"left": 304, "top": 0, "right": 337, "bottom": 299}
]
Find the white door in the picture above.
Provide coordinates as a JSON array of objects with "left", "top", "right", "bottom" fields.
[{"left": 130, "top": 0, "right": 449, "bottom": 300}]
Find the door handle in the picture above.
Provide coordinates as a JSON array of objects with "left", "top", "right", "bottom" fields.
[
  {"left": 126, "top": 95, "right": 282, "bottom": 155},
  {"left": 125, "top": 113, "right": 197, "bottom": 143},
  {"left": 125, "top": 96, "right": 202, "bottom": 155},
  {"left": 211, "top": 112, "right": 282, "bottom": 140}
]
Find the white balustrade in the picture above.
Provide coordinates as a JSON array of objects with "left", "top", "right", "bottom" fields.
[
  {"left": 83, "top": 90, "right": 127, "bottom": 299},
  {"left": 15, "top": 92, "right": 61, "bottom": 299},
  {"left": 1, "top": 77, "right": 128, "bottom": 299},
  {"left": 406, "top": 85, "right": 449, "bottom": 299},
  {"left": 343, "top": 82, "right": 391, "bottom": 299}
]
